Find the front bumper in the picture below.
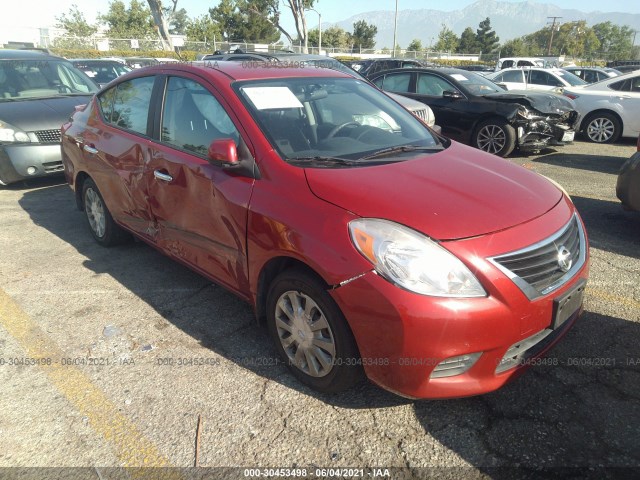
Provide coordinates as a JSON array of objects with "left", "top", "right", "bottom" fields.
[
  {"left": 516, "top": 112, "right": 577, "bottom": 151},
  {"left": 0, "top": 143, "right": 64, "bottom": 185},
  {"left": 330, "top": 199, "right": 589, "bottom": 399}
]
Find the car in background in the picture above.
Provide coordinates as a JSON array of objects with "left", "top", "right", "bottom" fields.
[
  {"left": 456, "top": 64, "right": 494, "bottom": 75},
  {"left": 616, "top": 134, "right": 640, "bottom": 212},
  {"left": 487, "top": 67, "right": 586, "bottom": 92},
  {"left": 350, "top": 58, "right": 424, "bottom": 78},
  {"left": 563, "top": 66, "right": 621, "bottom": 84},
  {"left": 70, "top": 59, "right": 132, "bottom": 88},
  {"left": 495, "top": 57, "right": 547, "bottom": 71},
  {"left": 370, "top": 67, "right": 578, "bottom": 157},
  {"left": 0, "top": 49, "right": 98, "bottom": 185},
  {"left": 562, "top": 70, "right": 640, "bottom": 143},
  {"left": 61, "top": 62, "right": 588, "bottom": 399}
]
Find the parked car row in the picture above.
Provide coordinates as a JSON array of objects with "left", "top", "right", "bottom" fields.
[{"left": 60, "top": 60, "right": 591, "bottom": 399}]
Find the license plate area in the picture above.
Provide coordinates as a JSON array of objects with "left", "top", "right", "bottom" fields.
[
  {"left": 552, "top": 279, "right": 586, "bottom": 329},
  {"left": 562, "top": 130, "right": 575, "bottom": 142}
]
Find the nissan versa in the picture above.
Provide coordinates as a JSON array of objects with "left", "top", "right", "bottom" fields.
[{"left": 61, "top": 62, "right": 589, "bottom": 399}]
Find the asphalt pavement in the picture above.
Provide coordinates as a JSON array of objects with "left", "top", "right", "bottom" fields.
[{"left": 0, "top": 138, "right": 638, "bottom": 480}]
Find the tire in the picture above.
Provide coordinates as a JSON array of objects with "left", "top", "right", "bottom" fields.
[
  {"left": 82, "top": 178, "right": 131, "bottom": 247},
  {"left": 266, "top": 268, "right": 362, "bottom": 393},
  {"left": 583, "top": 112, "right": 621, "bottom": 144},
  {"left": 472, "top": 118, "right": 516, "bottom": 157}
]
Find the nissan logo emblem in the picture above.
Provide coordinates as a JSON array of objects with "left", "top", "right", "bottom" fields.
[{"left": 557, "top": 245, "right": 572, "bottom": 272}]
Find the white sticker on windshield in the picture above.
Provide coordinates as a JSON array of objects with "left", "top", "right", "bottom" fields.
[
  {"left": 450, "top": 74, "right": 469, "bottom": 82},
  {"left": 243, "top": 86, "right": 303, "bottom": 110}
]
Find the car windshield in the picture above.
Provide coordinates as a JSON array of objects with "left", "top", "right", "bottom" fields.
[
  {"left": 0, "top": 59, "right": 97, "bottom": 101},
  {"left": 236, "top": 77, "right": 440, "bottom": 165},
  {"left": 448, "top": 71, "right": 503, "bottom": 94},
  {"left": 556, "top": 70, "right": 587, "bottom": 86}
]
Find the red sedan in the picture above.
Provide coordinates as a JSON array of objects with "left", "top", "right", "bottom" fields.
[{"left": 61, "top": 62, "right": 589, "bottom": 399}]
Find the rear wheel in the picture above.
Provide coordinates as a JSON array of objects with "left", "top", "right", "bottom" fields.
[
  {"left": 583, "top": 112, "right": 621, "bottom": 143},
  {"left": 472, "top": 118, "right": 516, "bottom": 157},
  {"left": 82, "top": 178, "right": 130, "bottom": 247},
  {"left": 266, "top": 269, "right": 362, "bottom": 393}
]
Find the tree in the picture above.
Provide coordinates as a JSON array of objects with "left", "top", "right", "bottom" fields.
[
  {"left": 476, "top": 17, "right": 499, "bottom": 53},
  {"left": 351, "top": 20, "right": 377, "bottom": 50},
  {"left": 210, "top": 0, "right": 279, "bottom": 43},
  {"left": 147, "top": 0, "right": 178, "bottom": 50},
  {"left": 56, "top": 4, "right": 98, "bottom": 37},
  {"left": 285, "top": 0, "right": 315, "bottom": 52},
  {"left": 407, "top": 39, "right": 423, "bottom": 52},
  {"left": 168, "top": 7, "right": 189, "bottom": 35},
  {"left": 99, "top": 0, "right": 156, "bottom": 38},
  {"left": 593, "top": 21, "right": 634, "bottom": 60},
  {"left": 457, "top": 27, "right": 478, "bottom": 53},
  {"left": 185, "top": 14, "right": 220, "bottom": 43},
  {"left": 434, "top": 24, "right": 459, "bottom": 52},
  {"left": 308, "top": 26, "right": 349, "bottom": 48}
]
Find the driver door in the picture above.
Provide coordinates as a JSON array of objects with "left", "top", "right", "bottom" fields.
[{"left": 144, "top": 75, "right": 255, "bottom": 296}]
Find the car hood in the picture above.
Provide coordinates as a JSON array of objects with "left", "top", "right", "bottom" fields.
[
  {"left": 305, "top": 142, "right": 562, "bottom": 241},
  {"left": 484, "top": 90, "right": 576, "bottom": 115},
  {"left": 0, "top": 95, "right": 93, "bottom": 132}
]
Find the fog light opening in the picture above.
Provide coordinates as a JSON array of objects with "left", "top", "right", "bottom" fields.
[
  {"left": 430, "top": 352, "right": 481, "bottom": 379},
  {"left": 26, "top": 166, "right": 38, "bottom": 175}
]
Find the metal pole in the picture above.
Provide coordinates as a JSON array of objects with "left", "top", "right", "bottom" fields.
[{"left": 392, "top": 0, "right": 398, "bottom": 57}]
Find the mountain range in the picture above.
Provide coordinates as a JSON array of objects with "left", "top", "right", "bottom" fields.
[{"left": 332, "top": 0, "right": 640, "bottom": 49}]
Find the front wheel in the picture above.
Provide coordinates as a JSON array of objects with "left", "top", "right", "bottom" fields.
[
  {"left": 266, "top": 269, "right": 362, "bottom": 393},
  {"left": 583, "top": 112, "right": 621, "bottom": 143},
  {"left": 82, "top": 178, "right": 130, "bottom": 247},
  {"left": 472, "top": 118, "right": 516, "bottom": 157}
]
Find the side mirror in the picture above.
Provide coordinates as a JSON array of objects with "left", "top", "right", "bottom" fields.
[
  {"left": 208, "top": 138, "right": 239, "bottom": 165},
  {"left": 442, "top": 90, "right": 462, "bottom": 99}
]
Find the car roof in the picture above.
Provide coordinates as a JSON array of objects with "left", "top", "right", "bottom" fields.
[
  {"left": 124, "top": 61, "right": 351, "bottom": 82},
  {"left": 0, "top": 49, "right": 62, "bottom": 60}
]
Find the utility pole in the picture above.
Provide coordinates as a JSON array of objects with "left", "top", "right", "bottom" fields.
[
  {"left": 392, "top": 0, "right": 398, "bottom": 57},
  {"left": 547, "top": 16, "right": 562, "bottom": 55}
]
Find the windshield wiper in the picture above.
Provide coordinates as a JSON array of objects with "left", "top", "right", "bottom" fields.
[
  {"left": 288, "top": 156, "right": 360, "bottom": 167},
  {"left": 360, "top": 145, "right": 444, "bottom": 160}
]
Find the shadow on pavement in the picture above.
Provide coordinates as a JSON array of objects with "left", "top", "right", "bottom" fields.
[
  {"left": 531, "top": 153, "right": 628, "bottom": 176},
  {"left": 19, "top": 183, "right": 640, "bottom": 474}
]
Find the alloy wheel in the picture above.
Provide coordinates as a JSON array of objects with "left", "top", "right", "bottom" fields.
[
  {"left": 85, "top": 188, "right": 106, "bottom": 238},
  {"left": 477, "top": 124, "right": 506, "bottom": 154},
  {"left": 274, "top": 290, "right": 336, "bottom": 378},
  {"left": 587, "top": 117, "right": 615, "bottom": 143}
]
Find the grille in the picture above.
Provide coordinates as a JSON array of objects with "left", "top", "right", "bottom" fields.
[
  {"left": 34, "top": 129, "right": 62, "bottom": 143},
  {"left": 43, "top": 161, "right": 64, "bottom": 173},
  {"left": 489, "top": 214, "right": 585, "bottom": 299},
  {"left": 412, "top": 108, "right": 429, "bottom": 123}
]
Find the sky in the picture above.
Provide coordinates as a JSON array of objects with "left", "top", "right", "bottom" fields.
[{"left": 1, "top": 0, "right": 638, "bottom": 33}]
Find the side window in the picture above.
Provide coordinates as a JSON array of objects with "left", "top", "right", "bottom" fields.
[
  {"left": 517, "top": 61, "right": 534, "bottom": 67},
  {"left": 502, "top": 60, "right": 514, "bottom": 69},
  {"left": 417, "top": 74, "right": 455, "bottom": 96},
  {"left": 501, "top": 70, "right": 524, "bottom": 83},
  {"left": 109, "top": 76, "right": 154, "bottom": 134},
  {"left": 609, "top": 79, "right": 629, "bottom": 91},
  {"left": 631, "top": 77, "right": 640, "bottom": 93},
  {"left": 382, "top": 73, "right": 412, "bottom": 93},
  {"left": 98, "top": 87, "right": 116, "bottom": 122},
  {"left": 372, "top": 76, "right": 384, "bottom": 88},
  {"left": 161, "top": 76, "right": 239, "bottom": 156}
]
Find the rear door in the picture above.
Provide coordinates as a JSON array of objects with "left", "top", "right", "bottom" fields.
[
  {"left": 81, "top": 75, "right": 156, "bottom": 236},
  {"left": 143, "top": 74, "right": 255, "bottom": 295}
]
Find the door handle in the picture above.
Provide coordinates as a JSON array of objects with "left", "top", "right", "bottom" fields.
[
  {"left": 153, "top": 170, "right": 173, "bottom": 182},
  {"left": 83, "top": 144, "right": 98, "bottom": 155}
]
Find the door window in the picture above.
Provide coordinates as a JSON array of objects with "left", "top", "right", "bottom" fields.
[
  {"left": 529, "top": 70, "right": 562, "bottom": 87},
  {"left": 381, "top": 73, "right": 412, "bottom": 93},
  {"left": 417, "top": 74, "right": 456, "bottom": 96},
  {"left": 161, "top": 76, "right": 239, "bottom": 157},
  {"left": 98, "top": 76, "right": 154, "bottom": 135},
  {"left": 500, "top": 70, "right": 524, "bottom": 83}
]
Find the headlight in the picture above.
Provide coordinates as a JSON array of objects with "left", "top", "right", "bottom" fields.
[
  {"left": 0, "top": 121, "right": 31, "bottom": 143},
  {"left": 516, "top": 107, "right": 534, "bottom": 120},
  {"left": 349, "top": 219, "right": 486, "bottom": 297}
]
